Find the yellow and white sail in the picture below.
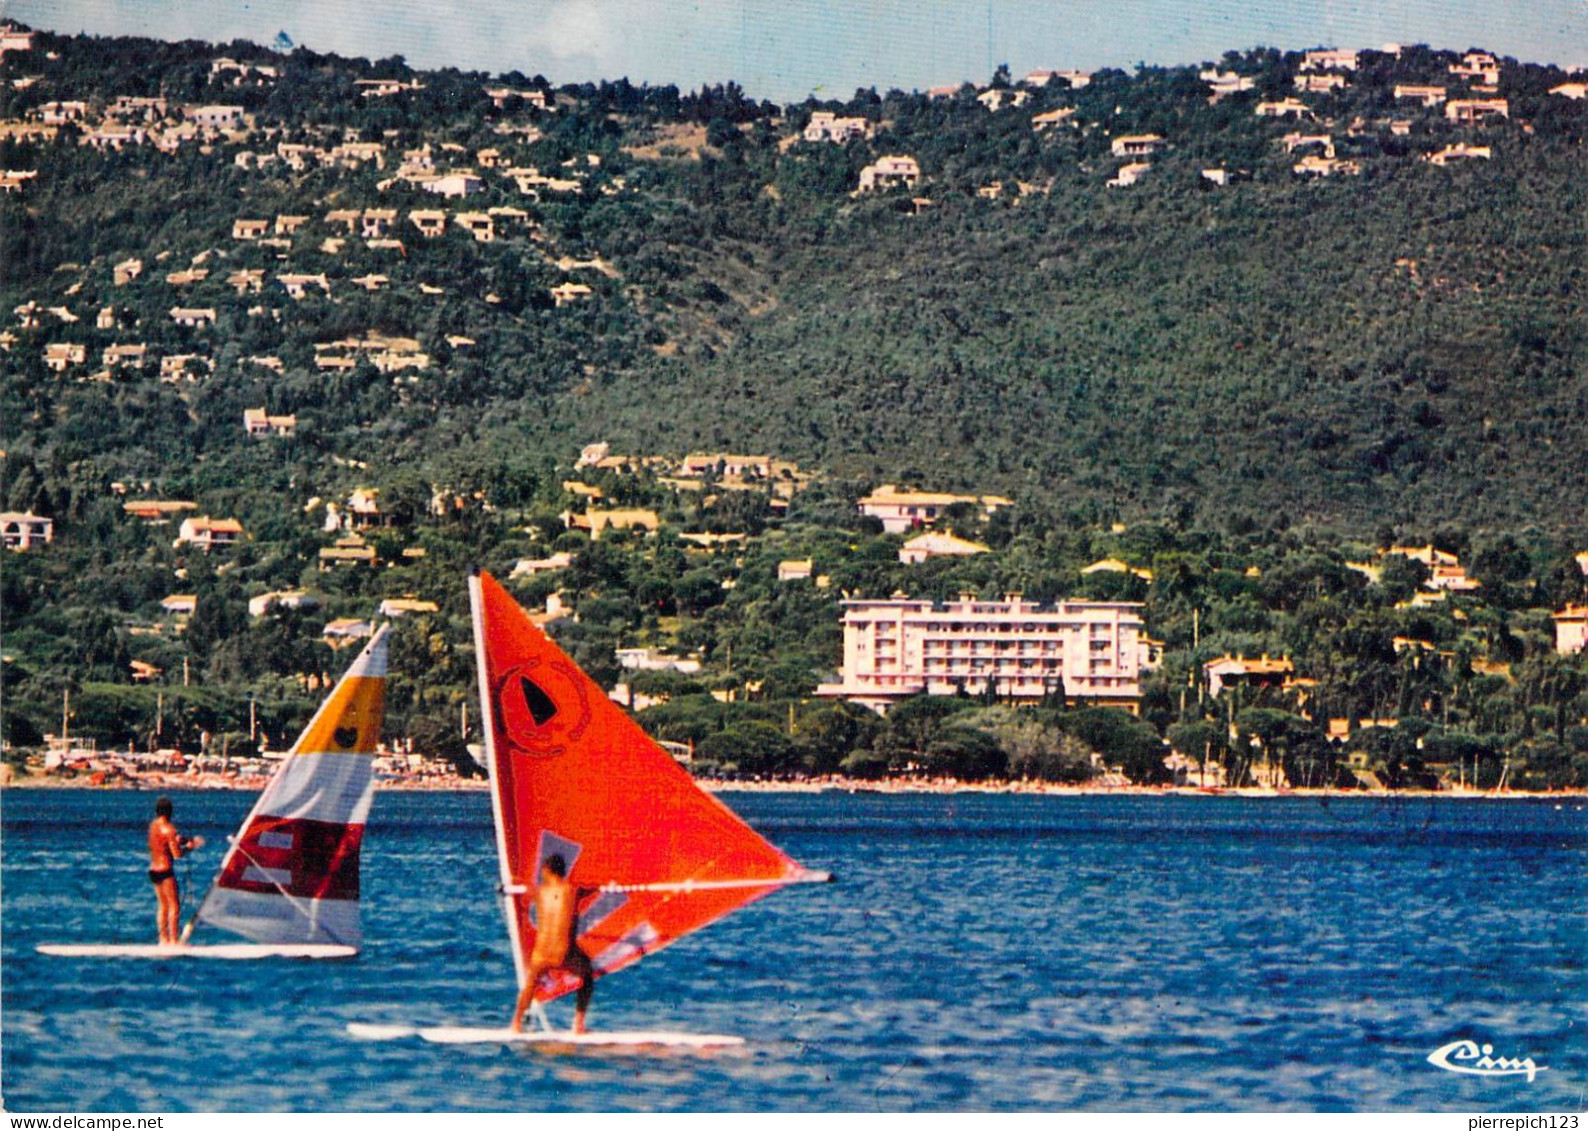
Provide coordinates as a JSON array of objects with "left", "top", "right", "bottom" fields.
[{"left": 190, "top": 625, "right": 390, "bottom": 947}]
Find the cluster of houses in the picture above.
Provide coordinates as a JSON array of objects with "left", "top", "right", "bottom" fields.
[
  {"left": 4, "top": 194, "right": 612, "bottom": 388},
  {"left": 834, "top": 45, "right": 1582, "bottom": 197},
  {"left": 0, "top": 92, "right": 257, "bottom": 158},
  {"left": 1558, "top": 605, "right": 1588, "bottom": 657},
  {"left": 0, "top": 30, "right": 553, "bottom": 186},
  {"left": 2, "top": 37, "right": 612, "bottom": 316},
  {"left": 857, "top": 154, "right": 922, "bottom": 195},
  {"left": 576, "top": 443, "right": 810, "bottom": 503},
  {"left": 5, "top": 188, "right": 606, "bottom": 392},
  {"left": 149, "top": 586, "right": 439, "bottom": 654},
  {"left": 8, "top": 286, "right": 222, "bottom": 384},
  {"left": 1197, "top": 48, "right": 1540, "bottom": 182},
  {"left": 233, "top": 202, "right": 568, "bottom": 286},
  {"left": 13, "top": 434, "right": 1588, "bottom": 785},
  {"left": 6, "top": 36, "right": 1575, "bottom": 394},
  {"left": 314, "top": 332, "right": 431, "bottom": 375},
  {"left": 1180, "top": 604, "right": 1588, "bottom": 788},
  {"left": 1343, "top": 543, "right": 1484, "bottom": 601},
  {"left": 230, "top": 129, "right": 612, "bottom": 215}
]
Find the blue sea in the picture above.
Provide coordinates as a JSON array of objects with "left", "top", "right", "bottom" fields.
[{"left": 2, "top": 788, "right": 1583, "bottom": 1112}]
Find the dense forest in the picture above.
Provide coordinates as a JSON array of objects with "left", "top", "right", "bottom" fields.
[{"left": 1, "top": 26, "right": 1584, "bottom": 788}]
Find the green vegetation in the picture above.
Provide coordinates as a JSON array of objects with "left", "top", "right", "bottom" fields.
[{"left": 1, "top": 29, "right": 1584, "bottom": 788}]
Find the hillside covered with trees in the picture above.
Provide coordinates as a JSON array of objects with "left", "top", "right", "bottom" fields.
[{"left": 1, "top": 26, "right": 1585, "bottom": 789}]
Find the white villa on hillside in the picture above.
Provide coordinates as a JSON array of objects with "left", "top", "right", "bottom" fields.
[
  {"left": 1110, "top": 134, "right": 1163, "bottom": 158},
  {"left": 1108, "top": 162, "right": 1152, "bottom": 187},
  {"left": 858, "top": 485, "right": 1011, "bottom": 534},
  {"left": 858, "top": 155, "right": 921, "bottom": 192},
  {"left": 175, "top": 516, "right": 243, "bottom": 551},
  {"left": 804, "top": 111, "right": 870, "bottom": 142},
  {"left": 1395, "top": 84, "right": 1447, "bottom": 106},
  {"left": 187, "top": 105, "right": 245, "bottom": 130},
  {"left": 243, "top": 407, "right": 296, "bottom": 437},
  {"left": 249, "top": 590, "right": 318, "bottom": 617},
  {"left": 1446, "top": 99, "right": 1508, "bottom": 124},
  {"left": 1555, "top": 606, "right": 1588, "bottom": 656},
  {"left": 1, "top": 511, "right": 53, "bottom": 550},
  {"left": 898, "top": 531, "right": 990, "bottom": 564},
  {"left": 1301, "top": 48, "right": 1359, "bottom": 72},
  {"left": 511, "top": 551, "right": 574, "bottom": 577}
]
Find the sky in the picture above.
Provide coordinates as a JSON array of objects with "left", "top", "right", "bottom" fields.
[{"left": 7, "top": 0, "right": 1586, "bottom": 101}]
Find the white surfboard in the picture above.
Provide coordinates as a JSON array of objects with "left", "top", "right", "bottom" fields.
[
  {"left": 421, "top": 1026, "right": 744, "bottom": 1048},
  {"left": 346, "top": 1022, "right": 421, "bottom": 1041},
  {"left": 36, "top": 943, "right": 357, "bottom": 960},
  {"left": 40, "top": 628, "right": 392, "bottom": 961},
  {"left": 345, "top": 1022, "right": 742, "bottom": 1048}
]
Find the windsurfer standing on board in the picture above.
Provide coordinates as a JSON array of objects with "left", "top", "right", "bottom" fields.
[
  {"left": 511, "top": 853, "right": 596, "bottom": 1033},
  {"left": 148, "top": 796, "right": 203, "bottom": 945}
]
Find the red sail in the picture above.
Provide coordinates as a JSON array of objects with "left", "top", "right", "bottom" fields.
[{"left": 470, "top": 570, "right": 814, "bottom": 1003}]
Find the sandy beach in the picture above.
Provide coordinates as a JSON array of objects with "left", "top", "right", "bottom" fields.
[{"left": 4, "top": 767, "right": 1582, "bottom": 800}]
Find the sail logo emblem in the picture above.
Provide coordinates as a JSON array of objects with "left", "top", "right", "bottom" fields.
[
  {"left": 493, "top": 659, "right": 592, "bottom": 758},
  {"left": 1426, "top": 1039, "right": 1546, "bottom": 1081},
  {"left": 520, "top": 677, "right": 558, "bottom": 725},
  {"left": 333, "top": 726, "right": 360, "bottom": 750}
]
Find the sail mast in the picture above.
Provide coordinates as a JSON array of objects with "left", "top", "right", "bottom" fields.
[{"left": 469, "top": 571, "right": 528, "bottom": 986}]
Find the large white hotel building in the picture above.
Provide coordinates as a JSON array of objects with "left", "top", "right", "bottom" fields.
[{"left": 816, "top": 593, "right": 1158, "bottom": 714}]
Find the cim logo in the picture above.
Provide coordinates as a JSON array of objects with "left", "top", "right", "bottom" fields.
[{"left": 1427, "top": 1039, "right": 1547, "bottom": 1082}]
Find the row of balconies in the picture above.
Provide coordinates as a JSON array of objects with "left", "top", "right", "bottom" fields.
[
  {"left": 920, "top": 658, "right": 1064, "bottom": 671},
  {"left": 859, "top": 620, "right": 1131, "bottom": 637},
  {"left": 921, "top": 639, "right": 1064, "bottom": 651}
]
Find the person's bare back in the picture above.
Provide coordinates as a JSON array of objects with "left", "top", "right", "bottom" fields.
[{"left": 148, "top": 814, "right": 182, "bottom": 872}]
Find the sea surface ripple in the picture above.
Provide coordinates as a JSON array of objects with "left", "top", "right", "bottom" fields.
[{"left": 3, "top": 789, "right": 1583, "bottom": 1112}]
